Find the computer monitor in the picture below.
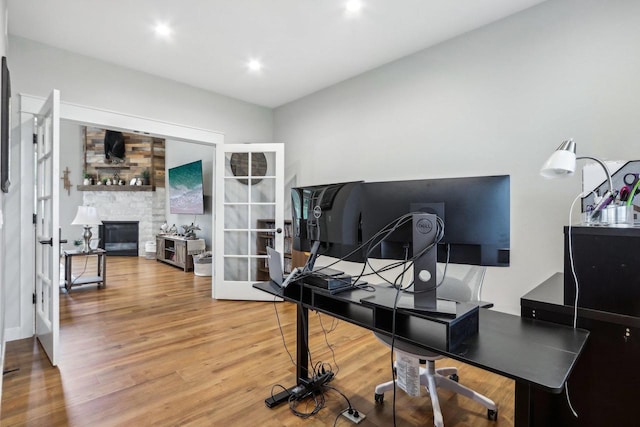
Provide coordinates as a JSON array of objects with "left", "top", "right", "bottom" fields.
[
  {"left": 291, "top": 181, "right": 363, "bottom": 263},
  {"left": 360, "top": 175, "right": 510, "bottom": 267}
]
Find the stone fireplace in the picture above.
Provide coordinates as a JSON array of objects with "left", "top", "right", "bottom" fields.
[
  {"left": 82, "top": 188, "right": 166, "bottom": 256},
  {"left": 79, "top": 127, "right": 166, "bottom": 255}
]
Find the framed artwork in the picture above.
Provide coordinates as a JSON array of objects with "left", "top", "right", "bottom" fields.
[{"left": 1, "top": 56, "right": 11, "bottom": 193}]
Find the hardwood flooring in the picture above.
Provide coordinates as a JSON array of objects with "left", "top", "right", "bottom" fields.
[{"left": 2, "top": 256, "right": 514, "bottom": 426}]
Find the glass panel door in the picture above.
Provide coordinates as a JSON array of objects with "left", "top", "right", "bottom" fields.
[{"left": 214, "top": 144, "right": 284, "bottom": 300}]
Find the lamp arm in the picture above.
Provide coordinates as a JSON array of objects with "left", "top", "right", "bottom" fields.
[{"left": 576, "top": 156, "right": 614, "bottom": 194}]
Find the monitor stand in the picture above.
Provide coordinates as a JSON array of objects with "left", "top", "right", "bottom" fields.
[
  {"left": 395, "top": 293, "right": 458, "bottom": 317},
  {"left": 409, "top": 213, "right": 455, "bottom": 315}
]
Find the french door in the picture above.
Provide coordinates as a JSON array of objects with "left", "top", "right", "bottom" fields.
[
  {"left": 214, "top": 144, "right": 284, "bottom": 300},
  {"left": 34, "top": 90, "right": 61, "bottom": 365}
]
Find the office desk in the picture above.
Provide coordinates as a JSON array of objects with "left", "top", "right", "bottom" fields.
[
  {"left": 63, "top": 249, "right": 107, "bottom": 291},
  {"left": 254, "top": 280, "right": 589, "bottom": 427}
]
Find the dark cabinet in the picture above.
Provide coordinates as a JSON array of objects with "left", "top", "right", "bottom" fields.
[
  {"left": 522, "top": 259, "right": 640, "bottom": 425},
  {"left": 521, "top": 227, "right": 640, "bottom": 426}
]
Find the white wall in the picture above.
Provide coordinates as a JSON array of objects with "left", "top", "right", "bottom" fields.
[
  {"left": 59, "top": 121, "right": 85, "bottom": 250},
  {"left": 274, "top": 0, "right": 640, "bottom": 314},
  {"left": 5, "top": 36, "right": 274, "bottom": 340},
  {"left": 165, "top": 140, "right": 214, "bottom": 248},
  {"left": 0, "top": 0, "right": 8, "bottom": 399},
  {"left": 10, "top": 36, "right": 273, "bottom": 144}
]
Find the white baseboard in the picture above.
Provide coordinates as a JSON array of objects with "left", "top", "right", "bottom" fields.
[{"left": 5, "top": 326, "right": 29, "bottom": 342}]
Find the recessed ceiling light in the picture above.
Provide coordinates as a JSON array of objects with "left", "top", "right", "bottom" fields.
[
  {"left": 247, "top": 59, "right": 263, "bottom": 72},
  {"left": 154, "top": 22, "right": 172, "bottom": 38},
  {"left": 345, "top": 0, "right": 363, "bottom": 14}
]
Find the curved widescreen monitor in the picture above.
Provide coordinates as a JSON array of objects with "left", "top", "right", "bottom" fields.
[
  {"left": 360, "top": 175, "right": 510, "bottom": 267},
  {"left": 169, "top": 160, "right": 205, "bottom": 215},
  {"left": 291, "top": 175, "right": 510, "bottom": 267}
]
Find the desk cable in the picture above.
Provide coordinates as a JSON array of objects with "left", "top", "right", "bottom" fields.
[
  {"left": 387, "top": 241, "right": 449, "bottom": 427},
  {"left": 564, "top": 191, "right": 593, "bottom": 419},
  {"left": 271, "top": 293, "right": 358, "bottom": 421}
]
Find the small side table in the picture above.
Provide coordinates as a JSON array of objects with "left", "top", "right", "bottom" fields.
[{"left": 63, "top": 248, "right": 107, "bottom": 292}]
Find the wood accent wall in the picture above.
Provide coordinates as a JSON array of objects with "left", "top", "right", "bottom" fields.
[{"left": 83, "top": 127, "right": 165, "bottom": 187}]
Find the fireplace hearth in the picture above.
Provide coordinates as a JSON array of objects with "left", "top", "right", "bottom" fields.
[{"left": 99, "top": 221, "right": 139, "bottom": 256}]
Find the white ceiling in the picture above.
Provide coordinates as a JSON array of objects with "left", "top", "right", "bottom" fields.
[{"left": 7, "top": 0, "right": 547, "bottom": 108}]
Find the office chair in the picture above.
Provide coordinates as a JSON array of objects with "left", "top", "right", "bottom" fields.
[{"left": 373, "top": 264, "right": 498, "bottom": 427}]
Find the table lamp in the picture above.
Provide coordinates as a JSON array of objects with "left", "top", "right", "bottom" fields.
[
  {"left": 71, "top": 206, "right": 102, "bottom": 253},
  {"left": 540, "top": 139, "right": 615, "bottom": 219}
]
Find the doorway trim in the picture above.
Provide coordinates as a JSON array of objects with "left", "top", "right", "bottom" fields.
[{"left": 14, "top": 93, "right": 224, "bottom": 340}]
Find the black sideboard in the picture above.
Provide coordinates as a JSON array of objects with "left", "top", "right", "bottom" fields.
[
  {"left": 522, "top": 272, "right": 640, "bottom": 426},
  {"left": 563, "top": 226, "right": 640, "bottom": 317}
]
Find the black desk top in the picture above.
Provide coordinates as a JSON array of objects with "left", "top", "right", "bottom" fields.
[{"left": 254, "top": 281, "right": 589, "bottom": 393}]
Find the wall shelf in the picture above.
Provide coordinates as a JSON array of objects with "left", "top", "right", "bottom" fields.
[
  {"left": 93, "top": 165, "right": 131, "bottom": 169},
  {"left": 77, "top": 185, "right": 154, "bottom": 192}
]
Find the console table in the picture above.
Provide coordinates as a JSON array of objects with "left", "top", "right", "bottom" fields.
[
  {"left": 254, "top": 280, "right": 589, "bottom": 427},
  {"left": 156, "top": 235, "right": 204, "bottom": 272},
  {"left": 63, "top": 248, "right": 107, "bottom": 291}
]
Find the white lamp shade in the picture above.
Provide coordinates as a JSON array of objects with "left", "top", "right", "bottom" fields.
[
  {"left": 540, "top": 139, "right": 577, "bottom": 179},
  {"left": 71, "top": 206, "right": 102, "bottom": 226},
  {"left": 540, "top": 149, "right": 577, "bottom": 178}
]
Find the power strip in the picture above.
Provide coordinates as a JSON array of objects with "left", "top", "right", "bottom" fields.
[{"left": 341, "top": 409, "right": 366, "bottom": 424}]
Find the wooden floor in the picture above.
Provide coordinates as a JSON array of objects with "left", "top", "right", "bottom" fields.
[{"left": 2, "top": 256, "right": 514, "bottom": 426}]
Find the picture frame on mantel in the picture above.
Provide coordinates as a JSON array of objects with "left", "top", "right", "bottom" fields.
[{"left": 1, "top": 56, "right": 11, "bottom": 193}]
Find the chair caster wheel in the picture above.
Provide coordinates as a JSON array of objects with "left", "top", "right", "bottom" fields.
[
  {"left": 449, "top": 373, "right": 459, "bottom": 382},
  {"left": 488, "top": 408, "right": 498, "bottom": 421},
  {"left": 374, "top": 393, "right": 384, "bottom": 404}
]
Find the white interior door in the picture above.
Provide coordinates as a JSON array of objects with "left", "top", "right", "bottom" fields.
[
  {"left": 34, "top": 90, "right": 60, "bottom": 365},
  {"left": 214, "top": 144, "right": 284, "bottom": 300}
]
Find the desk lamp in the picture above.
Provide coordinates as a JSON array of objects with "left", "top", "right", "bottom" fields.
[
  {"left": 540, "top": 139, "right": 615, "bottom": 219},
  {"left": 71, "top": 206, "right": 102, "bottom": 253}
]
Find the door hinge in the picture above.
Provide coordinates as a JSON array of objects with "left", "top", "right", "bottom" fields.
[
  {"left": 33, "top": 133, "right": 37, "bottom": 144},
  {"left": 32, "top": 293, "right": 36, "bottom": 304},
  {"left": 33, "top": 213, "right": 37, "bottom": 225}
]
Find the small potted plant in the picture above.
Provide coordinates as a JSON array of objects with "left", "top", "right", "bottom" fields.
[{"left": 83, "top": 172, "right": 92, "bottom": 185}]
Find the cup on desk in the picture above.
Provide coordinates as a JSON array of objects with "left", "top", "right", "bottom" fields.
[{"left": 582, "top": 205, "right": 634, "bottom": 226}]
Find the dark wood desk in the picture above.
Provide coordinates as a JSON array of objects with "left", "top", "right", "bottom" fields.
[
  {"left": 254, "top": 280, "right": 589, "bottom": 427},
  {"left": 63, "top": 248, "right": 107, "bottom": 291}
]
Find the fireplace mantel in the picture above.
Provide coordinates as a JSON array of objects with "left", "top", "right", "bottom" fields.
[{"left": 77, "top": 185, "right": 155, "bottom": 192}]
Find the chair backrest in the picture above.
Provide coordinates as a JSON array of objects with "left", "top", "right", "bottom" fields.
[{"left": 435, "top": 263, "right": 487, "bottom": 303}]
